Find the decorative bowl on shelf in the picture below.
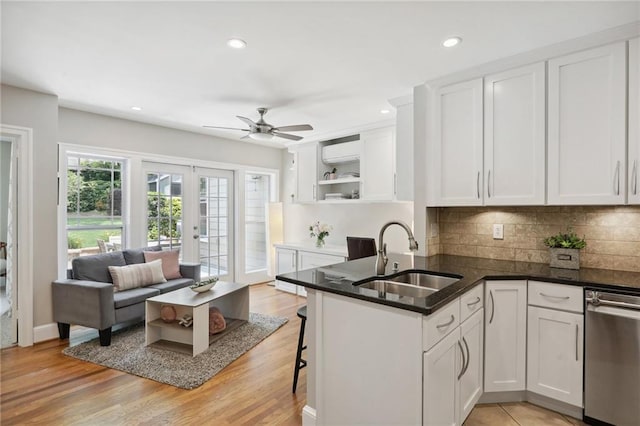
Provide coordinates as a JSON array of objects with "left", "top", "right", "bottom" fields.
[{"left": 190, "top": 277, "right": 219, "bottom": 293}]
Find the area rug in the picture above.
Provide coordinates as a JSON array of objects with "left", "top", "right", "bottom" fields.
[{"left": 63, "top": 312, "right": 288, "bottom": 389}]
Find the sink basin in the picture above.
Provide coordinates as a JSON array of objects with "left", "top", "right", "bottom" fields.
[
  {"left": 388, "top": 272, "right": 459, "bottom": 291},
  {"left": 358, "top": 280, "right": 437, "bottom": 298},
  {"left": 354, "top": 271, "right": 460, "bottom": 299}
]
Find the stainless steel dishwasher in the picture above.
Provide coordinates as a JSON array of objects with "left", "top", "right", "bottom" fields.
[{"left": 585, "top": 289, "right": 640, "bottom": 426}]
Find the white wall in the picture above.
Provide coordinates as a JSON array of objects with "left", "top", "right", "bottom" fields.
[
  {"left": 58, "top": 108, "right": 283, "bottom": 169},
  {"left": 0, "top": 141, "right": 10, "bottom": 243},
  {"left": 1, "top": 85, "right": 59, "bottom": 327}
]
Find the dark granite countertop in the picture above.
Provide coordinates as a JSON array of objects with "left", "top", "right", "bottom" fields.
[{"left": 275, "top": 254, "right": 640, "bottom": 315}]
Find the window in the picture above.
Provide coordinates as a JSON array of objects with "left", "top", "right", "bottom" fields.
[
  {"left": 244, "top": 173, "right": 271, "bottom": 274},
  {"left": 66, "top": 155, "right": 125, "bottom": 261},
  {"left": 146, "top": 172, "right": 182, "bottom": 251}
]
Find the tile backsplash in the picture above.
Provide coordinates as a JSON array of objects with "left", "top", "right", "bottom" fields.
[{"left": 427, "top": 206, "right": 640, "bottom": 272}]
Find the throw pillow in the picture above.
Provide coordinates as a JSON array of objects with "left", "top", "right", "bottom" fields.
[
  {"left": 108, "top": 259, "right": 167, "bottom": 292},
  {"left": 143, "top": 250, "right": 182, "bottom": 280}
]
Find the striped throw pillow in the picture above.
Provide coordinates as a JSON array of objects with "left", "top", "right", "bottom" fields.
[{"left": 108, "top": 259, "right": 167, "bottom": 292}]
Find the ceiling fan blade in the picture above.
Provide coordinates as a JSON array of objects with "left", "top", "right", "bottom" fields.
[
  {"left": 273, "top": 124, "right": 313, "bottom": 132},
  {"left": 202, "top": 125, "right": 250, "bottom": 131},
  {"left": 236, "top": 116, "right": 257, "bottom": 127},
  {"left": 272, "top": 132, "right": 303, "bottom": 141}
]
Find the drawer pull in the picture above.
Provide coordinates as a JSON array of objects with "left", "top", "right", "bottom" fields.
[
  {"left": 466, "top": 297, "right": 481, "bottom": 307},
  {"left": 436, "top": 314, "right": 455, "bottom": 329},
  {"left": 540, "top": 292, "right": 570, "bottom": 301}
]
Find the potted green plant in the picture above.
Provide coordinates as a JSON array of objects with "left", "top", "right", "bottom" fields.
[{"left": 543, "top": 228, "right": 587, "bottom": 270}]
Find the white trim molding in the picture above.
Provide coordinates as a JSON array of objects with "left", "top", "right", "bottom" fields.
[
  {"left": 33, "top": 322, "right": 59, "bottom": 343},
  {"left": 1, "top": 124, "right": 34, "bottom": 347},
  {"left": 302, "top": 405, "right": 317, "bottom": 426}
]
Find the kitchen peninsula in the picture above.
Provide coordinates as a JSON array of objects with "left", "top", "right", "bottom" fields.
[{"left": 276, "top": 254, "right": 640, "bottom": 426}]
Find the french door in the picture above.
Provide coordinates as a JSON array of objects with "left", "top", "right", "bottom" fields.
[{"left": 142, "top": 162, "right": 234, "bottom": 281}]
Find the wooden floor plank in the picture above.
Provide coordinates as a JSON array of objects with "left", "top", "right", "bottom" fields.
[{"left": 1, "top": 284, "right": 587, "bottom": 425}]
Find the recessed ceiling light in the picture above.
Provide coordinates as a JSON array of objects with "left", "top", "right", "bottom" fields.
[
  {"left": 380, "top": 109, "right": 390, "bottom": 114},
  {"left": 442, "top": 37, "right": 462, "bottom": 48},
  {"left": 131, "top": 106, "right": 142, "bottom": 111},
  {"left": 227, "top": 38, "right": 247, "bottom": 49}
]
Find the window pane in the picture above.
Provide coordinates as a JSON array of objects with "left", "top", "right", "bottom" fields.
[
  {"left": 244, "top": 173, "right": 270, "bottom": 273},
  {"left": 146, "top": 172, "right": 182, "bottom": 251}
]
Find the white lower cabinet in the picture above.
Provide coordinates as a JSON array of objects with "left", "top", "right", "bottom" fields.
[
  {"left": 424, "top": 305, "right": 483, "bottom": 425},
  {"left": 527, "top": 306, "right": 584, "bottom": 407},
  {"left": 484, "top": 280, "right": 527, "bottom": 392},
  {"left": 274, "top": 246, "right": 347, "bottom": 297},
  {"left": 275, "top": 247, "right": 298, "bottom": 295}
]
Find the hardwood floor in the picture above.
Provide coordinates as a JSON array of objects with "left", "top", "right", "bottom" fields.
[{"left": 2, "top": 284, "right": 588, "bottom": 425}]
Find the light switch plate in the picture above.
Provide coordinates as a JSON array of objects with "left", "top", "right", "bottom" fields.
[{"left": 493, "top": 224, "right": 504, "bottom": 240}]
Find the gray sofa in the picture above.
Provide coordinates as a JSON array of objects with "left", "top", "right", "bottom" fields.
[{"left": 52, "top": 248, "right": 200, "bottom": 346}]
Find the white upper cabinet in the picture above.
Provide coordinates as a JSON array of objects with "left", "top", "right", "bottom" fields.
[
  {"left": 484, "top": 63, "right": 546, "bottom": 205},
  {"left": 361, "top": 127, "right": 395, "bottom": 201},
  {"left": 548, "top": 42, "right": 627, "bottom": 205},
  {"left": 432, "top": 78, "right": 484, "bottom": 206},
  {"left": 629, "top": 38, "right": 640, "bottom": 204},
  {"left": 295, "top": 143, "right": 318, "bottom": 203}
]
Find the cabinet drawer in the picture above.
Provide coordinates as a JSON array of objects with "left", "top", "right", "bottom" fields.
[
  {"left": 460, "top": 284, "right": 484, "bottom": 323},
  {"left": 528, "top": 281, "right": 583, "bottom": 313},
  {"left": 423, "top": 298, "right": 460, "bottom": 351}
]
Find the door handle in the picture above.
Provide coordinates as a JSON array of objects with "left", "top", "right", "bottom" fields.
[
  {"left": 436, "top": 314, "right": 455, "bottom": 329},
  {"left": 632, "top": 160, "right": 638, "bottom": 195},
  {"left": 462, "top": 336, "right": 470, "bottom": 377},
  {"left": 476, "top": 171, "right": 480, "bottom": 199},
  {"left": 193, "top": 235, "right": 199, "bottom": 239},
  {"left": 614, "top": 161, "right": 620, "bottom": 195},
  {"left": 487, "top": 170, "right": 491, "bottom": 198},
  {"left": 489, "top": 290, "right": 495, "bottom": 324},
  {"left": 457, "top": 340, "right": 466, "bottom": 380},
  {"left": 575, "top": 324, "right": 579, "bottom": 361}
]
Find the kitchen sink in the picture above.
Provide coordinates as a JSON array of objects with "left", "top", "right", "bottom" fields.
[
  {"left": 355, "top": 271, "right": 461, "bottom": 299},
  {"left": 387, "top": 272, "right": 459, "bottom": 291},
  {"left": 357, "top": 280, "right": 437, "bottom": 298}
]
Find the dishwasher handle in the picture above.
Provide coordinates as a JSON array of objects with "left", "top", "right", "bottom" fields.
[{"left": 587, "top": 303, "right": 640, "bottom": 321}]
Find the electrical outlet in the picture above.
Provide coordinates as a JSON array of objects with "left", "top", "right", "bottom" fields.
[{"left": 493, "top": 224, "right": 504, "bottom": 240}]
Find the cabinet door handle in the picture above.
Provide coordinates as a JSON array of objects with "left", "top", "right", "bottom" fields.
[
  {"left": 436, "top": 314, "right": 455, "bottom": 329},
  {"left": 476, "top": 171, "right": 480, "bottom": 199},
  {"left": 539, "top": 292, "right": 570, "bottom": 301},
  {"left": 462, "top": 336, "right": 470, "bottom": 376},
  {"left": 614, "top": 161, "right": 620, "bottom": 195},
  {"left": 457, "top": 340, "right": 466, "bottom": 380},
  {"left": 466, "top": 297, "right": 481, "bottom": 307},
  {"left": 632, "top": 160, "right": 638, "bottom": 195},
  {"left": 487, "top": 170, "right": 491, "bottom": 198},
  {"left": 489, "top": 290, "right": 495, "bottom": 324},
  {"left": 575, "top": 323, "right": 579, "bottom": 361}
]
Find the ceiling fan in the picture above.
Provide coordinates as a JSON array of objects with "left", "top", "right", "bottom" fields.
[{"left": 203, "top": 107, "right": 313, "bottom": 142}]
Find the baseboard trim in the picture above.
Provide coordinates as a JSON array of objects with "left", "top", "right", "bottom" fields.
[
  {"left": 33, "top": 322, "right": 59, "bottom": 343},
  {"left": 302, "top": 405, "right": 316, "bottom": 426},
  {"left": 527, "top": 391, "right": 583, "bottom": 419},
  {"left": 479, "top": 391, "right": 526, "bottom": 404}
]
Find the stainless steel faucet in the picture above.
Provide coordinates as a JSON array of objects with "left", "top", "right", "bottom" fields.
[{"left": 375, "top": 220, "right": 419, "bottom": 275}]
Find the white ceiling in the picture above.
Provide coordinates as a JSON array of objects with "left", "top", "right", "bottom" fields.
[{"left": 2, "top": 1, "right": 639, "bottom": 148}]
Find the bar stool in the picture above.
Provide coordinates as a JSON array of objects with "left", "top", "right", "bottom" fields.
[{"left": 292, "top": 305, "right": 307, "bottom": 393}]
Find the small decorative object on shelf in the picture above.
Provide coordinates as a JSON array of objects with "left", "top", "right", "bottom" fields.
[
  {"left": 160, "top": 305, "right": 177, "bottom": 323},
  {"left": 190, "top": 276, "right": 219, "bottom": 293},
  {"left": 178, "top": 314, "right": 193, "bottom": 327},
  {"left": 543, "top": 228, "right": 587, "bottom": 270},
  {"left": 310, "top": 221, "right": 332, "bottom": 248},
  {"left": 323, "top": 167, "right": 337, "bottom": 180}
]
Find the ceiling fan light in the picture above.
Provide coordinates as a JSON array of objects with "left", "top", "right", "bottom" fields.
[{"left": 248, "top": 132, "right": 274, "bottom": 141}]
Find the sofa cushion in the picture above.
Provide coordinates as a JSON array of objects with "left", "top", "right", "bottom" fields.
[
  {"left": 122, "top": 245, "right": 162, "bottom": 265},
  {"left": 148, "top": 278, "right": 193, "bottom": 294},
  {"left": 113, "top": 286, "right": 160, "bottom": 309},
  {"left": 143, "top": 250, "right": 182, "bottom": 279},
  {"left": 72, "top": 251, "right": 126, "bottom": 283},
  {"left": 108, "top": 259, "right": 166, "bottom": 291}
]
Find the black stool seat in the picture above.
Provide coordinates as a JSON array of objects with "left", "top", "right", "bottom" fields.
[{"left": 293, "top": 305, "right": 307, "bottom": 393}]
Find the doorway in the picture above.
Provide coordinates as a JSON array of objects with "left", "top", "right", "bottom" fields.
[
  {"left": 0, "top": 138, "right": 16, "bottom": 348},
  {"left": 142, "top": 162, "right": 234, "bottom": 281}
]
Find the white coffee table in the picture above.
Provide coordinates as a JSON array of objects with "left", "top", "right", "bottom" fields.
[{"left": 145, "top": 281, "right": 249, "bottom": 356}]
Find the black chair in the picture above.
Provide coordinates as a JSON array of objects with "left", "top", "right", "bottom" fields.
[
  {"left": 292, "top": 305, "right": 307, "bottom": 393},
  {"left": 346, "top": 236, "right": 377, "bottom": 260}
]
